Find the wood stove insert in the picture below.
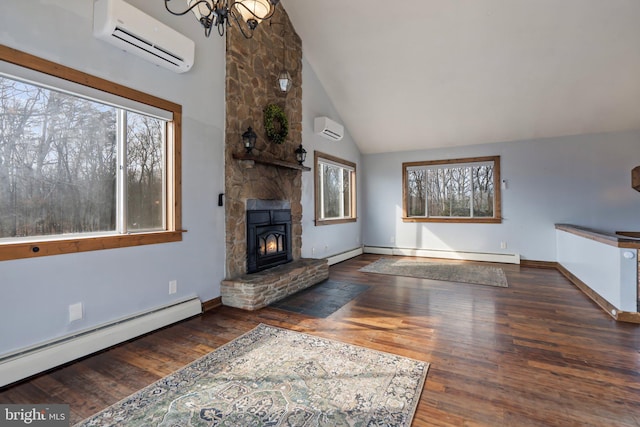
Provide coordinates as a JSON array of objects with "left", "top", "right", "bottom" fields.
[{"left": 246, "top": 199, "right": 292, "bottom": 274}]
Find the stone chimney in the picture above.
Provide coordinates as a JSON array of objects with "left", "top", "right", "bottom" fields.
[{"left": 224, "top": 5, "right": 303, "bottom": 279}]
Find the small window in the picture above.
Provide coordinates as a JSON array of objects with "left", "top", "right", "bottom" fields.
[
  {"left": 314, "top": 151, "right": 356, "bottom": 226},
  {"left": 0, "top": 46, "right": 182, "bottom": 260},
  {"left": 402, "top": 156, "right": 501, "bottom": 223}
]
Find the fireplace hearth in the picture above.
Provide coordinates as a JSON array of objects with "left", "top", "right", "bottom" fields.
[{"left": 246, "top": 200, "right": 292, "bottom": 274}]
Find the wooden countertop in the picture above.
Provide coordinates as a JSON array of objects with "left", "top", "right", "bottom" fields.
[{"left": 555, "top": 224, "right": 640, "bottom": 249}]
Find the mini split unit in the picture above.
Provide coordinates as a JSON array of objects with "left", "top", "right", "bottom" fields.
[
  {"left": 93, "top": 0, "right": 195, "bottom": 73},
  {"left": 314, "top": 116, "right": 344, "bottom": 141}
]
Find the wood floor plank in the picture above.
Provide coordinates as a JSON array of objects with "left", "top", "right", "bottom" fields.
[{"left": 1, "top": 254, "right": 639, "bottom": 426}]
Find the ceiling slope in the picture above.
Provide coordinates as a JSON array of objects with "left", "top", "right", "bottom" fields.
[{"left": 282, "top": 0, "right": 640, "bottom": 154}]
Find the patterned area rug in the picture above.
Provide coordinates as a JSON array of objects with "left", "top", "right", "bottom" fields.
[
  {"left": 75, "top": 324, "right": 429, "bottom": 427},
  {"left": 270, "top": 279, "right": 369, "bottom": 318},
  {"left": 360, "top": 257, "right": 508, "bottom": 287}
]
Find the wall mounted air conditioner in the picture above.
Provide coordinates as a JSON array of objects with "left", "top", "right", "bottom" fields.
[
  {"left": 314, "top": 116, "right": 344, "bottom": 141},
  {"left": 93, "top": 0, "right": 195, "bottom": 73}
]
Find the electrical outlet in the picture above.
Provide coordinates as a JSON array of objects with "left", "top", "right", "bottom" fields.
[
  {"left": 169, "top": 280, "right": 177, "bottom": 294},
  {"left": 69, "top": 302, "right": 83, "bottom": 322},
  {"left": 500, "top": 241, "right": 507, "bottom": 249}
]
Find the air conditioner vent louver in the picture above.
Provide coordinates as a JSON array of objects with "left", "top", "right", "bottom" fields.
[
  {"left": 314, "top": 116, "right": 344, "bottom": 141},
  {"left": 112, "top": 27, "right": 183, "bottom": 67},
  {"left": 323, "top": 129, "right": 342, "bottom": 140},
  {"left": 93, "top": 0, "right": 195, "bottom": 73}
]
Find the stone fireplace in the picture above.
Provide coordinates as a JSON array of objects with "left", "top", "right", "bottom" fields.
[
  {"left": 246, "top": 199, "right": 292, "bottom": 274},
  {"left": 224, "top": 4, "right": 303, "bottom": 279},
  {"left": 221, "top": 5, "right": 329, "bottom": 310}
]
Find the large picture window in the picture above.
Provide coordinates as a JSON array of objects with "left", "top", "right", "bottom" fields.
[
  {"left": 403, "top": 156, "right": 501, "bottom": 223},
  {"left": 0, "top": 45, "right": 182, "bottom": 260},
  {"left": 314, "top": 152, "right": 356, "bottom": 226}
]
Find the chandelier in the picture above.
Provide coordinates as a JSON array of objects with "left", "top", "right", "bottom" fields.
[{"left": 164, "top": 0, "right": 280, "bottom": 39}]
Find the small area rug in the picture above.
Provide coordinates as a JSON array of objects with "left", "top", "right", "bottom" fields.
[
  {"left": 75, "top": 324, "right": 429, "bottom": 427},
  {"left": 270, "top": 279, "right": 369, "bottom": 318},
  {"left": 360, "top": 257, "right": 508, "bottom": 288}
]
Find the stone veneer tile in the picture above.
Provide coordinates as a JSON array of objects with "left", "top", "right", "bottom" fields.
[{"left": 221, "top": 258, "right": 329, "bottom": 311}]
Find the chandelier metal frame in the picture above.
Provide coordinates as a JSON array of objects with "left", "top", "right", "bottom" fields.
[{"left": 164, "top": 0, "right": 280, "bottom": 39}]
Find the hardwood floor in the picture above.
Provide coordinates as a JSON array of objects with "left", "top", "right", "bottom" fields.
[{"left": 2, "top": 254, "right": 639, "bottom": 426}]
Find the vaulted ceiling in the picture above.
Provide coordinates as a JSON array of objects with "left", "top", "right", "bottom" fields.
[{"left": 281, "top": 0, "right": 640, "bottom": 154}]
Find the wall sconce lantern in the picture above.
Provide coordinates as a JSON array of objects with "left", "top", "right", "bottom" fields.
[
  {"left": 270, "top": 23, "right": 292, "bottom": 93},
  {"left": 277, "top": 70, "right": 292, "bottom": 93},
  {"left": 294, "top": 144, "right": 307, "bottom": 165},
  {"left": 242, "top": 127, "right": 257, "bottom": 153}
]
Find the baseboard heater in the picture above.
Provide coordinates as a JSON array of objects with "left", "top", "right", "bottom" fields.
[
  {"left": 0, "top": 297, "right": 202, "bottom": 388},
  {"left": 363, "top": 246, "right": 520, "bottom": 264},
  {"left": 326, "top": 247, "right": 364, "bottom": 266}
]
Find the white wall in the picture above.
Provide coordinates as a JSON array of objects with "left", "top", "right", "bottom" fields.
[
  {"left": 557, "top": 230, "right": 637, "bottom": 312},
  {"left": 300, "top": 58, "right": 363, "bottom": 259},
  {"left": 0, "top": 1, "right": 226, "bottom": 356},
  {"left": 362, "top": 130, "right": 640, "bottom": 261}
]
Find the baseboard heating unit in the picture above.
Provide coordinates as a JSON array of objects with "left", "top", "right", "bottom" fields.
[
  {"left": 326, "top": 247, "right": 364, "bottom": 266},
  {"left": 0, "top": 297, "right": 202, "bottom": 388}
]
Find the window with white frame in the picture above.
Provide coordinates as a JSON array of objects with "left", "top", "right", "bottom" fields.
[
  {"left": 403, "top": 156, "right": 501, "bottom": 223},
  {"left": 0, "top": 46, "right": 182, "bottom": 260},
  {"left": 314, "top": 151, "right": 356, "bottom": 225}
]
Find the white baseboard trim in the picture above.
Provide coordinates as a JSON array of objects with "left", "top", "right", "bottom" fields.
[
  {"left": 326, "top": 247, "right": 364, "bottom": 266},
  {"left": 363, "top": 246, "right": 521, "bottom": 264},
  {"left": 0, "top": 297, "right": 202, "bottom": 388}
]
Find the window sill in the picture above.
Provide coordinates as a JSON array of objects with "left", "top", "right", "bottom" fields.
[
  {"left": 402, "top": 217, "right": 502, "bottom": 224},
  {"left": 315, "top": 218, "right": 357, "bottom": 226},
  {"left": 0, "top": 230, "right": 186, "bottom": 261}
]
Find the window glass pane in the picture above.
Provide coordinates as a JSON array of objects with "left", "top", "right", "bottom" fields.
[
  {"left": 426, "top": 167, "right": 472, "bottom": 217},
  {"left": 472, "top": 164, "right": 494, "bottom": 217},
  {"left": 0, "top": 77, "right": 117, "bottom": 239},
  {"left": 126, "top": 112, "right": 164, "bottom": 231},
  {"left": 407, "top": 169, "right": 426, "bottom": 216},
  {"left": 322, "top": 163, "right": 342, "bottom": 218},
  {"left": 342, "top": 168, "right": 351, "bottom": 217},
  {"left": 315, "top": 153, "right": 356, "bottom": 224},
  {"left": 450, "top": 167, "right": 472, "bottom": 217},
  {"left": 405, "top": 158, "right": 498, "bottom": 220},
  {"left": 426, "top": 168, "right": 445, "bottom": 216}
]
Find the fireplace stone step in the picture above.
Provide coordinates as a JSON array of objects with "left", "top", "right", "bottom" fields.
[{"left": 221, "top": 258, "right": 329, "bottom": 311}]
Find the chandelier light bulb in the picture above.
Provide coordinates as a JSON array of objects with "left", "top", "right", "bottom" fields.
[{"left": 235, "top": 0, "right": 271, "bottom": 24}]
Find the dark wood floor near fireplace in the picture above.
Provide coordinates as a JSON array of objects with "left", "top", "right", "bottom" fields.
[{"left": 1, "top": 254, "right": 639, "bottom": 426}]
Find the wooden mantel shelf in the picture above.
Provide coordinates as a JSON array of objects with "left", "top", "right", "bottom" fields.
[{"left": 232, "top": 152, "right": 311, "bottom": 171}]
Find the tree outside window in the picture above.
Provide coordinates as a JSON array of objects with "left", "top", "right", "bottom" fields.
[
  {"left": 0, "top": 46, "right": 182, "bottom": 261},
  {"left": 314, "top": 151, "right": 356, "bottom": 226},
  {"left": 403, "top": 156, "right": 501, "bottom": 223},
  {"left": 0, "top": 77, "right": 166, "bottom": 239}
]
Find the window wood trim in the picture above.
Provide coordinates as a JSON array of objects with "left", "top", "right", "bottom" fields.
[
  {"left": 314, "top": 151, "right": 357, "bottom": 226},
  {"left": 402, "top": 155, "right": 501, "bottom": 223},
  {"left": 0, "top": 231, "right": 185, "bottom": 261},
  {"left": 0, "top": 44, "right": 183, "bottom": 260}
]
